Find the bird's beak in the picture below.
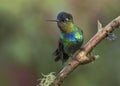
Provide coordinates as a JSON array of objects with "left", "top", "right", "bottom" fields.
[{"left": 46, "top": 19, "right": 59, "bottom": 22}]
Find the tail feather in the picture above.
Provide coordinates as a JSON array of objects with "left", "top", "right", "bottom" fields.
[
  {"left": 62, "top": 52, "right": 69, "bottom": 62},
  {"left": 53, "top": 48, "right": 69, "bottom": 63},
  {"left": 54, "top": 56, "right": 61, "bottom": 62},
  {"left": 53, "top": 49, "right": 61, "bottom": 62},
  {"left": 53, "top": 49, "right": 59, "bottom": 56},
  {"left": 53, "top": 39, "right": 69, "bottom": 63}
]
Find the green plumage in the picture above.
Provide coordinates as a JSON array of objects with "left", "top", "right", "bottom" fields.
[
  {"left": 60, "top": 26, "right": 83, "bottom": 55},
  {"left": 52, "top": 12, "right": 84, "bottom": 63}
]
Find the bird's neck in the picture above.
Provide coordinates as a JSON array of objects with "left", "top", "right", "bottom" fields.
[{"left": 58, "top": 22, "right": 76, "bottom": 33}]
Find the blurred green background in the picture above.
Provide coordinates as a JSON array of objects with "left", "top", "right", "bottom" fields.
[{"left": 0, "top": 0, "right": 120, "bottom": 86}]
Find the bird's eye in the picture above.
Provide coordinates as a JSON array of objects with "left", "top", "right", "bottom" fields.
[
  {"left": 65, "top": 18, "right": 69, "bottom": 21},
  {"left": 60, "top": 18, "right": 69, "bottom": 22}
]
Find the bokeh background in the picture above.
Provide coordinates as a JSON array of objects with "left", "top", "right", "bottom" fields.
[{"left": 0, "top": 0, "right": 120, "bottom": 86}]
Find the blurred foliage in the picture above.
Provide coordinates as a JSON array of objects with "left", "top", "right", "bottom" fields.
[
  {"left": 37, "top": 72, "right": 56, "bottom": 86},
  {"left": 0, "top": 0, "right": 120, "bottom": 86}
]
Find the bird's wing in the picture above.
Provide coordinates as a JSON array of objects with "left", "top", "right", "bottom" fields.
[{"left": 53, "top": 39, "right": 69, "bottom": 63}]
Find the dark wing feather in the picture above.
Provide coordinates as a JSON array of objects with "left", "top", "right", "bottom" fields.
[{"left": 53, "top": 39, "right": 69, "bottom": 63}]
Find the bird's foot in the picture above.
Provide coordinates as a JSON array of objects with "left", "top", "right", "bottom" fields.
[{"left": 107, "top": 32, "right": 117, "bottom": 41}]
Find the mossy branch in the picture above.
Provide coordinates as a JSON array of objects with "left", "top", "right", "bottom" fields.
[{"left": 53, "top": 16, "right": 120, "bottom": 86}]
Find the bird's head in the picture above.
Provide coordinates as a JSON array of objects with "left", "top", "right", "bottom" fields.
[
  {"left": 47, "top": 12, "right": 74, "bottom": 33},
  {"left": 57, "top": 12, "right": 73, "bottom": 23}
]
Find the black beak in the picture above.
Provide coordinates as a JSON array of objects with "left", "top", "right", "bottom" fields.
[{"left": 46, "top": 19, "right": 59, "bottom": 22}]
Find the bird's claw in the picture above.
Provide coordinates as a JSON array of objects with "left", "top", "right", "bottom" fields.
[{"left": 107, "top": 32, "right": 117, "bottom": 41}]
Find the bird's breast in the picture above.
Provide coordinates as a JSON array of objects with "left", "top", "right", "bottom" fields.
[
  {"left": 60, "top": 32, "right": 83, "bottom": 55},
  {"left": 61, "top": 32, "right": 83, "bottom": 42}
]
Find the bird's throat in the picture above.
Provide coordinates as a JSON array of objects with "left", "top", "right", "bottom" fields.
[{"left": 58, "top": 22, "right": 75, "bottom": 33}]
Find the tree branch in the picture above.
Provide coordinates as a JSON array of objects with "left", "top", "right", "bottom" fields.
[{"left": 53, "top": 16, "right": 120, "bottom": 86}]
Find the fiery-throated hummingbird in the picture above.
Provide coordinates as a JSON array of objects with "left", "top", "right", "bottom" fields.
[{"left": 48, "top": 12, "right": 83, "bottom": 63}]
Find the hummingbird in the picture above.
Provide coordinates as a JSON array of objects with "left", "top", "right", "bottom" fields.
[{"left": 48, "top": 12, "right": 84, "bottom": 63}]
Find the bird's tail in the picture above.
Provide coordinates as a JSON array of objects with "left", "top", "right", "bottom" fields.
[{"left": 53, "top": 49, "right": 69, "bottom": 63}]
